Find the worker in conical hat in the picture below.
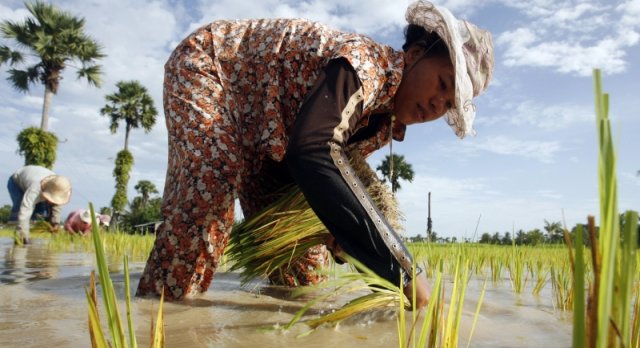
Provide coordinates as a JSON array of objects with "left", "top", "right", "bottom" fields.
[{"left": 7, "top": 165, "right": 72, "bottom": 245}]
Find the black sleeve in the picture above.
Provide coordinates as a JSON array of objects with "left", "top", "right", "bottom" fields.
[{"left": 286, "top": 58, "right": 415, "bottom": 286}]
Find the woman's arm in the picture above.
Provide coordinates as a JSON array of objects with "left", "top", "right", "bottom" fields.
[{"left": 286, "top": 58, "right": 428, "bottom": 306}]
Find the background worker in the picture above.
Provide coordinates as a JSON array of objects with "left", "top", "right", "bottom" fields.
[
  {"left": 7, "top": 165, "right": 72, "bottom": 244},
  {"left": 64, "top": 208, "right": 112, "bottom": 234}
]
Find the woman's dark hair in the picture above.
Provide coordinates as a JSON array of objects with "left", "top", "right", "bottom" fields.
[{"left": 402, "top": 24, "right": 449, "bottom": 59}]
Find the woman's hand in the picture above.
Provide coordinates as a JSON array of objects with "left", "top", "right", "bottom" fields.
[
  {"left": 326, "top": 234, "right": 347, "bottom": 264},
  {"left": 49, "top": 223, "right": 61, "bottom": 233},
  {"left": 403, "top": 271, "right": 430, "bottom": 309}
]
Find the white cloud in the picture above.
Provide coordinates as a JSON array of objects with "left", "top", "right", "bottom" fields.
[
  {"left": 0, "top": 3, "right": 30, "bottom": 22},
  {"left": 618, "top": 0, "right": 640, "bottom": 26},
  {"left": 496, "top": 0, "right": 640, "bottom": 76},
  {"left": 193, "top": 0, "right": 410, "bottom": 37},
  {"left": 461, "top": 135, "right": 561, "bottom": 163},
  {"left": 621, "top": 171, "right": 640, "bottom": 186},
  {"left": 537, "top": 190, "right": 563, "bottom": 199},
  {"left": 480, "top": 100, "right": 592, "bottom": 130}
]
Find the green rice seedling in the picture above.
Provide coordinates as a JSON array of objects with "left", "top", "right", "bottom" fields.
[
  {"left": 489, "top": 255, "right": 503, "bottom": 283},
  {"left": 285, "top": 251, "right": 480, "bottom": 348},
  {"left": 441, "top": 255, "right": 470, "bottom": 348},
  {"left": 284, "top": 255, "right": 400, "bottom": 331},
  {"left": 408, "top": 270, "right": 444, "bottom": 348},
  {"left": 565, "top": 223, "right": 586, "bottom": 348},
  {"left": 30, "top": 220, "right": 54, "bottom": 234},
  {"left": 284, "top": 255, "right": 400, "bottom": 330},
  {"left": 466, "top": 279, "right": 487, "bottom": 348},
  {"left": 85, "top": 203, "right": 165, "bottom": 348},
  {"left": 473, "top": 252, "right": 487, "bottom": 277},
  {"left": 508, "top": 245, "right": 527, "bottom": 294},
  {"left": 566, "top": 69, "right": 640, "bottom": 348},
  {"left": 531, "top": 260, "right": 548, "bottom": 296},
  {"left": 632, "top": 283, "right": 639, "bottom": 348},
  {"left": 412, "top": 243, "right": 440, "bottom": 279},
  {"left": 151, "top": 292, "right": 165, "bottom": 348},
  {"left": 46, "top": 229, "right": 155, "bottom": 262},
  {"left": 406, "top": 254, "right": 484, "bottom": 348},
  {"left": 550, "top": 265, "right": 573, "bottom": 312}
]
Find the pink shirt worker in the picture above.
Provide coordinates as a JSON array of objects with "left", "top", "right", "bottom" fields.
[{"left": 64, "top": 209, "right": 93, "bottom": 235}]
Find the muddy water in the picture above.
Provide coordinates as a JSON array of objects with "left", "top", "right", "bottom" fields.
[{"left": 0, "top": 238, "right": 571, "bottom": 347}]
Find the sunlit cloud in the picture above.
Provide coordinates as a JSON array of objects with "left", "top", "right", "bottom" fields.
[
  {"left": 537, "top": 190, "right": 563, "bottom": 199},
  {"left": 479, "top": 100, "right": 592, "bottom": 130},
  {"left": 496, "top": 0, "right": 640, "bottom": 76},
  {"left": 461, "top": 136, "right": 562, "bottom": 163}
]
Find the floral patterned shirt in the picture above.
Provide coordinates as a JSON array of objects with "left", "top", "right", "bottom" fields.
[{"left": 201, "top": 18, "right": 406, "bottom": 170}]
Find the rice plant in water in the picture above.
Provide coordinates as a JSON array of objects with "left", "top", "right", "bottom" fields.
[
  {"left": 284, "top": 251, "right": 485, "bottom": 348},
  {"left": 85, "top": 203, "right": 165, "bottom": 347},
  {"left": 508, "top": 243, "right": 527, "bottom": 294},
  {"left": 565, "top": 69, "right": 639, "bottom": 348}
]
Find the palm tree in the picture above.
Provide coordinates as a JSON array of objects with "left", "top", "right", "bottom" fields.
[
  {"left": 376, "top": 154, "right": 415, "bottom": 193},
  {"left": 543, "top": 220, "right": 563, "bottom": 244},
  {"left": 100, "top": 80, "right": 157, "bottom": 151},
  {"left": 101, "top": 80, "right": 157, "bottom": 226},
  {"left": 0, "top": 1, "right": 104, "bottom": 130},
  {"left": 134, "top": 180, "right": 158, "bottom": 210}
]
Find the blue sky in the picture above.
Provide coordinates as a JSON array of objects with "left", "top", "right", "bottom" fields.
[{"left": 1, "top": 0, "right": 638, "bottom": 240}]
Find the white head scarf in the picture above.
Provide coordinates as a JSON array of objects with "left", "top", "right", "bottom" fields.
[{"left": 406, "top": 1, "right": 495, "bottom": 138}]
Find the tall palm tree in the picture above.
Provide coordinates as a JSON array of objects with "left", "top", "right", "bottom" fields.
[
  {"left": 376, "top": 154, "right": 415, "bottom": 193},
  {"left": 0, "top": 1, "right": 104, "bottom": 130},
  {"left": 101, "top": 80, "right": 157, "bottom": 225},
  {"left": 100, "top": 80, "right": 157, "bottom": 151},
  {"left": 134, "top": 180, "right": 158, "bottom": 210}
]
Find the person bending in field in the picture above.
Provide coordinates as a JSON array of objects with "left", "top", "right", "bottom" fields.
[
  {"left": 64, "top": 208, "right": 111, "bottom": 235},
  {"left": 7, "top": 165, "right": 72, "bottom": 245},
  {"left": 137, "top": 0, "right": 494, "bottom": 309}
]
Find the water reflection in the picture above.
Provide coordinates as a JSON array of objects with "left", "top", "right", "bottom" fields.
[{"left": 1, "top": 239, "right": 58, "bottom": 284}]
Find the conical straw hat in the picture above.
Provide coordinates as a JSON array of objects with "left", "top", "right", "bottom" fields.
[{"left": 40, "top": 175, "right": 72, "bottom": 205}]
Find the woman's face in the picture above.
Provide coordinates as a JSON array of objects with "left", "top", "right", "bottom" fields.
[{"left": 394, "top": 48, "right": 455, "bottom": 126}]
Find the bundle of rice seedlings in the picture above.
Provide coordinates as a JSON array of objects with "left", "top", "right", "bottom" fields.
[
  {"left": 30, "top": 220, "right": 55, "bottom": 234},
  {"left": 227, "top": 148, "right": 403, "bottom": 285},
  {"left": 227, "top": 186, "right": 330, "bottom": 285}
]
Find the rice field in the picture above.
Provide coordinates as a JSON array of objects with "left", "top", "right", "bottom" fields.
[{"left": 2, "top": 225, "right": 637, "bottom": 346}]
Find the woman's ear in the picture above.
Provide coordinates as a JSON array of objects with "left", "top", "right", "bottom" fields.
[{"left": 404, "top": 45, "right": 426, "bottom": 67}]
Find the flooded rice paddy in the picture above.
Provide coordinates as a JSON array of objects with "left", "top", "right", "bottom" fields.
[{"left": 0, "top": 237, "right": 571, "bottom": 347}]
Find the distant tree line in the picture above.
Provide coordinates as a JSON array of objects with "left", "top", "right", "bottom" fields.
[{"left": 406, "top": 215, "right": 639, "bottom": 247}]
